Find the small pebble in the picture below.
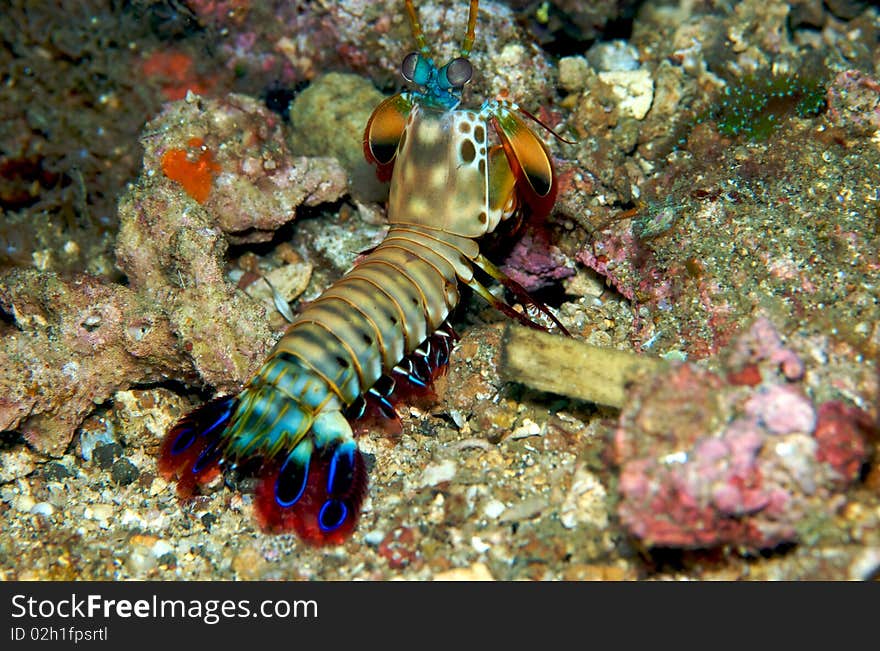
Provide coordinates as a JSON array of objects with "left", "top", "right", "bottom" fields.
[
  {"left": 586, "top": 40, "right": 641, "bottom": 72},
  {"left": 499, "top": 497, "right": 548, "bottom": 523},
  {"left": 93, "top": 442, "right": 123, "bottom": 469},
  {"left": 364, "top": 530, "right": 386, "bottom": 546},
  {"left": 86, "top": 504, "right": 114, "bottom": 522},
  {"left": 483, "top": 499, "right": 506, "bottom": 519},
  {"left": 597, "top": 69, "right": 655, "bottom": 120},
  {"left": 80, "top": 427, "right": 115, "bottom": 461},
  {"left": 121, "top": 509, "right": 145, "bottom": 527},
  {"left": 201, "top": 513, "right": 217, "bottom": 531},
  {"left": 151, "top": 539, "right": 173, "bottom": 558},
  {"left": 15, "top": 495, "right": 35, "bottom": 513},
  {"left": 419, "top": 460, "right": 457, "bottom": 487},
  {"left": 510, "top": 418, "right": 543, "bottom": 440},
  {"left": 448, "top": 409, "right": 467, "bottom": 429},
  {"left": 41, "top": 462, "right": 71, "bottom": 481},
  {"left": 433, "top": 562, "right": 495, "bottom": 581},
  {"left": 558, "top": 56, "right": 591, "bottom": 93},
  {"left": 30, "top": 502, "right": 55, "bottom": 517},
  {"left": 126, "top": 549, "right": 157, "bottom": 574},
  {"left": 110, "top": 458, "right": 139, "bottom": 486},
  {"left": 157, "top": 553, "right": 177, "bottom": 568},
  {"left": 471, "top": 536, "right": 491, "bottom": 553},
  {"left": 848, "top": 547, "right": 880, "bottom": 581},
  {"left": 0, "top": 447, "right": 39, "bottom": 483},
  {"left": 560, "top": 466, "right": 609, "bottom": 529}
]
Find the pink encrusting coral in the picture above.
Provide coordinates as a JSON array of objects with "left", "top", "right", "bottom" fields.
[
  {"left": 614, "top": 318, "right": 873, "bottom": 550},
  {"left": 813, "top": 401, "right": 871, "bottom": 487},
  {"left": 575, "top": 230, "right": 638, "bottom": 302},
  {"left": 500, "top": 225, "right": 575, "bottom": 292}
]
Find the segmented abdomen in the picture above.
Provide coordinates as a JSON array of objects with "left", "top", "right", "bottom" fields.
[
  {"left": 279, "top": 227, "right": 462, "bottom": 401},
  {"left": 160, "top": 222, "right": 474, "bottom": 545},
  {"left": 230, "top": 223, "right": 467, "bottom": 439}
]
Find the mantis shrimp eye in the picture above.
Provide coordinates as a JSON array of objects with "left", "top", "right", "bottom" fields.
[
  {"left": 440, "top": 57, "right": 473, "bottom": 88},
  {"left": 401, "top": 52, "right": 431, "bottom": 85}
]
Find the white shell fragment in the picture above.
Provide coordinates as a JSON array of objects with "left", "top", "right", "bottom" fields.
[{"left": 598, "top": 69, "right": 655, "bottom": 120}]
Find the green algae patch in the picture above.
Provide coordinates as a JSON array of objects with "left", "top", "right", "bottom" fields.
[{"left": 708, "top": 73, "right": 828, "bottom": 141}]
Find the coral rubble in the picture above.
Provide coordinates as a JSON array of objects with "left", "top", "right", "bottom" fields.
[{"left": 614, "top": 318, "right": 874, "bottom": 550}]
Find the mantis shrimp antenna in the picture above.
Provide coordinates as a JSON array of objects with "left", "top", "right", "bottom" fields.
[
  {"left": 460, "top": 0, "right": 479, "bottom": 57},
  {"left": 404, "top": 0, "right": 431, "bottom": 56},
  {"left": 404, "top": 0, "right": 480, "bottom": 58}
]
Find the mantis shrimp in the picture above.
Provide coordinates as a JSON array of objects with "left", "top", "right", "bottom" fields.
[{"left": 159, "top": 0, "right": 568, "bottom": 545}]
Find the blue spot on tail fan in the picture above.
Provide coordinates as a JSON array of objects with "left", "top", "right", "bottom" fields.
[
  {"left": 168, "top": 397, "right": 235, "bottom": 456},
  {"left": 326, "top": 440, "right": 357, "bottom": 497},
  {"left": 275, "top": 443, "right": 312, "bottom": 507},
  {"left": 318, "top": 499, "right": 349, "bottom": 532}
]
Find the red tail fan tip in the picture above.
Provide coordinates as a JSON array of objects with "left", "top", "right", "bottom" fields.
[
  {"left": 254, "top": 448, "right": 368, "bottom": 546},
  {"left": 158, "top": 396, "right": 235, "bottom": 498}
]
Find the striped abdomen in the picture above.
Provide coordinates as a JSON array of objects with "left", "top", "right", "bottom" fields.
[
  {"left": 159, "top": 223, "right": 478, "bottom": 545},
  {"left": 231, "top": 223, "right": 476, "bottom": 434},
  {"left": 270, "top": 225, "right": 469, "bottom": 404}
]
